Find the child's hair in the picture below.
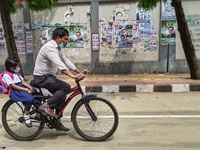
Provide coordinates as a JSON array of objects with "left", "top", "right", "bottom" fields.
[{"left": 5, "top": 55, "right": 20, "bottom": 71}]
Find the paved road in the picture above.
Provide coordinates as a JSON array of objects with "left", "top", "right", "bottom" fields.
[{"left": 1, "top": 92, "right": 200, "bottom": 150}]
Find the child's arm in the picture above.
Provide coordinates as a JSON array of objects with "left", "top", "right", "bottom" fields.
[
  {"left": 21, "top": 80, "right": 32, "bottom": 90},
  {"left": 10, "top": 83, "right": 29, "bottom": 92},
  {"left": 21, "top": 80, "right": 34, "bottom": 93}
]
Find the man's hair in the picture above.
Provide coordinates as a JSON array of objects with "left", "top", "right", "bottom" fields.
[
  {"left": 52, "top": 27, "right": 69, "bottom": 40},
  {"left": 5, "top": 55, "right": 19, "bottom": 71}
]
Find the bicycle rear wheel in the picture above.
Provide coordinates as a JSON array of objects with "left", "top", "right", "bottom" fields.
[
  {"left": 72, "top": 97, "right": 119, "bottom": 141},
  {"left": 1, "top": 100, "right": 45, "bottom": 141}
]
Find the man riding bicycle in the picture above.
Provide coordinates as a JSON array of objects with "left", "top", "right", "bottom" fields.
[{"left": 32, "top": 27, "right": 87, "bottom": 131}]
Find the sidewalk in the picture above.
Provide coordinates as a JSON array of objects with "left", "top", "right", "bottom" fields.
[{"left": 26, "top": 73, "right": 200, "bottom": 93}]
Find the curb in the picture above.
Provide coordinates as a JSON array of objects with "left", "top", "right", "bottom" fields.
[
  {"left": 84, "top": 84, "right": 200, "bottom": 92},
  {"left": 1, "top": 84, "right": 199, "bottom": 95}
]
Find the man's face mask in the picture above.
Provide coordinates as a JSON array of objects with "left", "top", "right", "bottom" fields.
[{"left": 59, "top": 42, "right": 65, "bottom": 48}]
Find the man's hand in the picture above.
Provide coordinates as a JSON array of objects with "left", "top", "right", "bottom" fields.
[
  {"left": 82, "top": 68, "right": 90, "bottom": 74},
  {"left": 62, "top": 69, "right": 84, "bottom": 79},
  {"left": 74, "top": 73, "right": 84, "bottom": 79}
]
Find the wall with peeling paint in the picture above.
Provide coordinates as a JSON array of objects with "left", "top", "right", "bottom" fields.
[{"left": 0, "top": 0, "right": 200, "bottom": 74}]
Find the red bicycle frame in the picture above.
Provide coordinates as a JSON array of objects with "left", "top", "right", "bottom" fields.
[
  {"left": 57, "top": 75, "right": 97, "bottom": 121},
  {"left": 57, "top": 82, "right": 83, "bottom": 117}
]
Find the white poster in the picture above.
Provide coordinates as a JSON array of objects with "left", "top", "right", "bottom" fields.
[{"left": 161, "top": 0, "right": 176, "bottom": 21}]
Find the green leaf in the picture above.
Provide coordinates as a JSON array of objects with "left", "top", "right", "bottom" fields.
[
  {"left": 138, "top": 0, "right": 166, "bottom": 10},
  {"left": 6, "top": 0, "right": 17, "bottom": 13},
  {"left": 26, "top": 0, "right": 58, "bottom": 11}
]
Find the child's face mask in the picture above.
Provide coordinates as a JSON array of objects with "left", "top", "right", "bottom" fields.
[{"left": 14, "top": 67, "right": 20, "bottom": 73}]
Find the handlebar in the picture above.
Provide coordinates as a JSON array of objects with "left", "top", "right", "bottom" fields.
[
  {"left": 75, "top": 70, "right": 89, "bottom": 83},
  {"left": 75, "top": 68, "right": 90, "bottom": 83},
  {"left": 76, "top": 74, "right": 85, "bottom": 82}
]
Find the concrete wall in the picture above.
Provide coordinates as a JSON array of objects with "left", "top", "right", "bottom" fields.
[{"left": 0, "top": 0, "right": 199, "bottom": 74}]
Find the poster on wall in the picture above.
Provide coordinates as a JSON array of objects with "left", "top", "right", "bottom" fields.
[
  {"left": 12, "top": 22, "right": 27, "bottom": 55},
  {"left": 41, "top": 27, "right": 49, "bottom": 44},
  {"left": 15, "top": 41, "right": 26, "bottom": 55},
  {"left": 140, "top": 39, "right": 158, "bottom": 52},
  {"left": 100, "top": 21, "right": 139, "bottom": 49},
  {"left": 161, "top": 20, "right": 177, "bottom": 45},
  {"left": 39, "top": 24, "right": 89, "bottom": 48},
  {"left": 0, "top": 22, "right": 27, "bottom": 53},
  {"left": 100, "top": 21, "right": 158, "bottom": 51},
  {"left": 161, "top": 0, "right": 177, "bottom": 45},
  {"left": 114, "top": 23, "right": 134, "bottom": 49},
  {"left": 139, "top": 22, "right": 153, "bottom": 39},
  {"left": 99, "top": 3, "right": 160, "bottom": 63},
  {"left": 99, "top": 20, "right": 159, "bottom": 62},
  {"left": 92, "top": 34, "right": 99, "bottom": 50},
  {"left": 161, "top": 0, "right": 176, "bottom": 21},
  {"left": 100, "top": 23, "right": 113, "bottom": 45},
  {"left": 67, "top": 25, "right": 88, "bottom": 48},
  {"left": 136, "top": 7, "right": 151, "bottom": 23},
  {"left": 13, "top": 22, "right": 23, "bottom": 40},
  {"left": 0, "top": 23, "right": 5, "bottom": 50},
  {"left": 135, "top": 6, "right": 158, "bottom": 51},
  {"left": 100, "top": 21, "right": 137, "bottom": 55},
  {"left": 26, "top": 31, "right": 33, "bottom": 54},
  {"left": 186, "top": 14, "right": 200, "bottom": 51}
]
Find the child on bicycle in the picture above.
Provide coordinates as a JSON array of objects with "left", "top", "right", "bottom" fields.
[{"left": 2, "top": 55, "right": 35, "bottom": 128}]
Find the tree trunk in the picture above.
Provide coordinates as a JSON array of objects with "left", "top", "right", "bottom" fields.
[
  {"left": 0, "top": 0, "right": 24, "bottom": 77},
  {"left": 172, "top": 0, "right": 200, "bottom": 79},
  {"left": 0, "top": 0, "right": 18, "bottom": 56}
]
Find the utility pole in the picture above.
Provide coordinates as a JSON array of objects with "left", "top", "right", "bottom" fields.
[
  {"left": 90, "top": 0, "right": 99, "bottom": 72},
  {"left": 23, "top": 4, "right": 34, "bottom": 75}
]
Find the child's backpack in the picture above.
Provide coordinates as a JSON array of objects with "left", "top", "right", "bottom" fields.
[{"left": 0, "top": 71, "right": 17, "bottom": 95}]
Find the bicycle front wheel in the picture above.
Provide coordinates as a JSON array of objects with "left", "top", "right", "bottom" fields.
[
  {"left": 1, "top": 100, "right": 45, "bottom": 141},
  {"left": 72, "top": 97, "right": 119, "bottom": 141}
]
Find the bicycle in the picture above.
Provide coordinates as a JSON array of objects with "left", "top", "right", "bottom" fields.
[{"left": 1, "top": 74, "right": 119, "bottom": 141}]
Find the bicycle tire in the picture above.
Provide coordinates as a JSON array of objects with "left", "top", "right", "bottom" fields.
[
  {"left": 71, "top": 97, "right": 119, "bottom": 141},
  {"left": 1, "top": 100, "right": 45, "bottom": 141}
]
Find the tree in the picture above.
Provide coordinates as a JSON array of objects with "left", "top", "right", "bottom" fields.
[
  {"left": 138, "top": 0, "right": 200, "bottom": 79},
  {"left": 0, "top": 0, "right": 58, "bottom": 76}
]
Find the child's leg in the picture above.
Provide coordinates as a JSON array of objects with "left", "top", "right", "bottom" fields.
[
  {"left": 21, "top": 94, "right": 34, "bottom": 112},
  {"left": 22, "top": 100, "right": 34, "bottom": 127},
  {"left": 22, "top": 101, "right": 33, "bottom": 113},
  {"left": 24, "top": 109, "right": 30, "bottom": 115}
]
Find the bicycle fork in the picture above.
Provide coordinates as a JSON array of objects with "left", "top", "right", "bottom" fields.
[{"left": 82, "top": 94, "right": 97, "bottom": 121}]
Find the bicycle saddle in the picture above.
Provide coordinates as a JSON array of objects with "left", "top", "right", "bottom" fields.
[{"left": 30, "top": 80, "right": 40, "bottom": 88}]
